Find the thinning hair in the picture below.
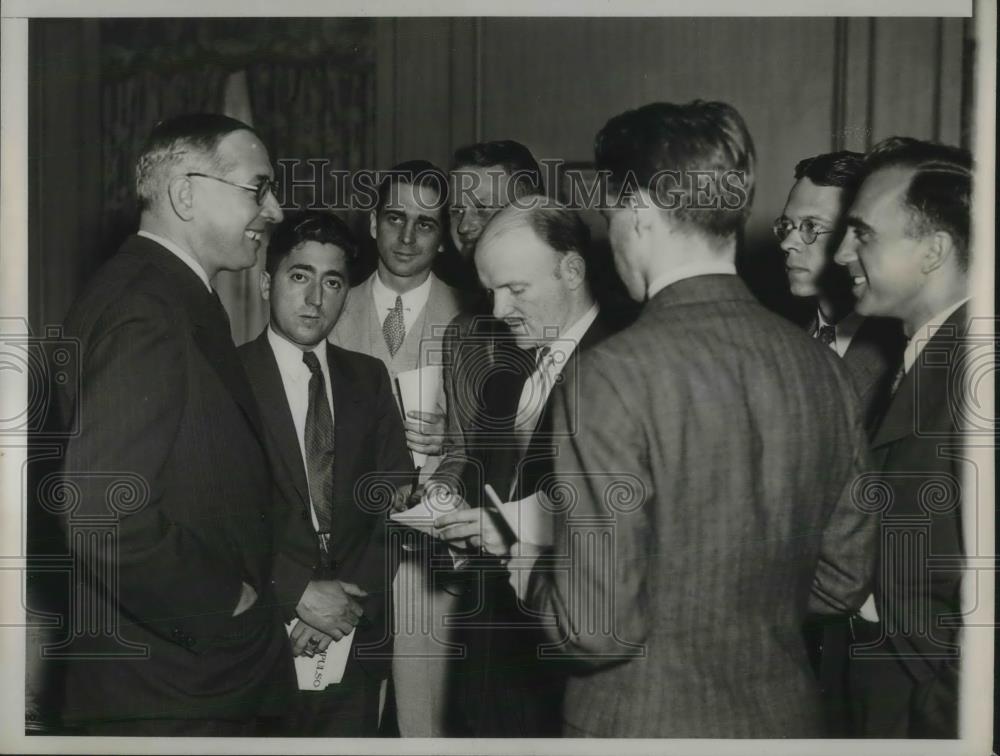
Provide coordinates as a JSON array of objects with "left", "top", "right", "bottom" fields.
[
  {"left": 864, "top": 136, "right": 973, "bottom": 271},
  {"left": 478, "top": 195, "right": 593, "bottom": 283},
  {"left": 594, "top": 100, "right": 756, "bottom": 240},
  {"left": 135, "top": 113, "right": 259, "bottom": 213}
]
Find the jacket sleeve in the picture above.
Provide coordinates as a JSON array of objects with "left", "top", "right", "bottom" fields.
[
  {"left": 61, "top": 293, "right": 246, "bottom": 647},
  {"left": 809, "top": 398, "right": 878, "bottom": 615},
  {"left": 527, "top": 356, "right": 652, "bottom": 668}
]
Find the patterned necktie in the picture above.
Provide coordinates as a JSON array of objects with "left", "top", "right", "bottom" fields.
[
  {"left": 302, "top": 350, "right": 335, "bottom": 534},
  {"left": 817, "top": 324, "right": 836, "bottom": 347},
  {"left": 383, "top": 295, "right": 405, "bottom": 357}
]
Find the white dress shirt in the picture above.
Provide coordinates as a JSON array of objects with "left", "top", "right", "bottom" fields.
[
  {"left": 512, "top": 304, "right": 600, "bottom": 459},
  {"left": 505, "top": 305, "right": 599, "bottom": 596},
  {"left": 372, "top": 269, "right": 434, "bottom": 334},
  {"left": 268, "top": 327, "right": 334, "bottom": 531},
  {"left": 138, "top": 230, "right": 212, "bottom": 292}
]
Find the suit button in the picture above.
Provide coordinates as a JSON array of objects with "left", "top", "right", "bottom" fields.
[{"left": 171, "top": 628, "right": 182, "bottom": 639}]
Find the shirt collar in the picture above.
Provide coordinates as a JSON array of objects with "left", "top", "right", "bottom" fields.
[
  {"left": 541, "top": 304, "right": 599, "bottom": 367},
  {"left": 815, "top": 308, "right": 864, "bottom": 357},
  {"left": 267, "top": 325, "right": 329, "bottom": 378},
  {"left": 372, "top": 268, "right": 434, "bottom": 313},
  {"left": 138, "top": 230, "right": 212, "bottom": 292},
  {"left": 903, "top": 297, "right": 969, "bottom": 374},
  {"left": 647, "top": 260, "right": 737, "bottom": 300}
]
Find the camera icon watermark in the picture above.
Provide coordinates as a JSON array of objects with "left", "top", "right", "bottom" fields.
[{"left": 0, "top": 319, "right": 80, "bottom": 438}]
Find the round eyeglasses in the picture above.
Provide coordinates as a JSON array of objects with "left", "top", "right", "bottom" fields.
[
  {"left": 186, "top": 172, "right": 279, "bottom": 206},
  {"left": 772, "top": 217, "right": 833, "bottom": 245}
]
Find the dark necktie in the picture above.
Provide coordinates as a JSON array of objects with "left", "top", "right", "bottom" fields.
[
  {"left": 817, "top": 324, "right": 836, "bottom": 347},
  {"left": 383, "top": 295, "right": 405, "bottom": 357},
  {"left": 302, "top": 350, "right": 335, "bottom": 534}
]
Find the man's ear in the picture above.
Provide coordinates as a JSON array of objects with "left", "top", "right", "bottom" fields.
[
  {"left": 260, "top": 270, "right": 271, "bottom": 302},
  {"left": 921, "top": 230, "right": 956, "bottom": 274},
  {"left": 369, "top": 210, "right": 378, "bottom": 241},
  {"left": 562, "top": 251, "right": 587, "bottom": 289},
  {"left": 167, "top": 175, "right": 196, "bottom": 221},
  {"left": 630, "top": 189, "right": 657, "bottom": 236}
]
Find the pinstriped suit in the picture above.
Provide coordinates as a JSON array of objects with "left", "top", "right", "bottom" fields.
[{"left": 530, "top": 274, "right": 877, "bottom": 737}]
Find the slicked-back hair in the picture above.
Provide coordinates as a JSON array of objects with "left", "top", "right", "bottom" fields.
[
  {"left": 864, "top": 136, "right": 973, "bottom": 271},
  {"left": 265, "top": 209, "right": 359, "bottom": 278},
  {"left": 135, "top": 113, "right": 259, "bottom": 213},
  {"left": 374, "top": 159, "right": 449, "bottom": 219},
  {"left": 793, "top": 150, "right": 865, "bottom": 191},
  {"left": 451, "top": 140, "right": 544, "bottom": 196},
  {"left": 594, "top": 100, "right": 756, "bottom": 240}
]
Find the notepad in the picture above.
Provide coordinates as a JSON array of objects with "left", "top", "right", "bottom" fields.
[{"left": 389, "top": 492, "right": 469, "bottom": 568}]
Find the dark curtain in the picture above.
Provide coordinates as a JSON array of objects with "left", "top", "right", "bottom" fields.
[{"left": 97, "top": 18, "right": 376, "bottom": 343}]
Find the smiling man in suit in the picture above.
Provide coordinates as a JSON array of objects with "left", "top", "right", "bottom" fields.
[
  {"left": 432, "top": 198, "right": 612, "bottom": 735},
  {"left": 56, "top": 113, "right": 290, "bottom": 735},
  {"left": 239, "top": 210, "right": 412, "bottom": 736},
  {"left": 522, "top": 101, "right": 879, "bottom": 737},
  {"left": 834, "top": 137, "right": 972, "bottom": 738}
]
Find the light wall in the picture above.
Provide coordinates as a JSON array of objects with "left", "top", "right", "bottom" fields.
[{"left": 376, "top": 17, "right": 969, "bottom": 236}]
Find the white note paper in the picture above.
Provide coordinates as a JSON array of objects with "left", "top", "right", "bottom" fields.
[
  {"left": 286, "top": 620, "right": 354, "bottom": 691},
  {"left": 396, "top": 365, "right": 444, "bottom": 468}
]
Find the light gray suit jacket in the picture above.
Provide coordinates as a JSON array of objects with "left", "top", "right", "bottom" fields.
[{"left": 329, "top": 270, "right": 465, "bottom": 475}]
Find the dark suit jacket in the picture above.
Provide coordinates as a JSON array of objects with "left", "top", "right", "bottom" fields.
[
  {"left": 530, "top": 274, "right": 877, "bottom": 738},
  {"left": 239, "top": 331, "right": 413, "bottom": 681},
  {"left": 808, "top": 314, "right": 905, "bottom": 434},
  {"left": 56, "top": 235, "right": 291, "bottom": 724},
  {"left": 869, "top": 303, "right": 967, "bottom": 705},
  {"left": 432, "top": 314, "right": 613, "bottom": 736}
]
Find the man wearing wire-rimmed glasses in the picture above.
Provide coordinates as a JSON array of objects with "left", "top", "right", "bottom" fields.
[
  {"left": 55, "top": 113, "right": 291, "bottom": 735},
  {"left": 775, "top": 151, "right": 904, "bottom": 433}
]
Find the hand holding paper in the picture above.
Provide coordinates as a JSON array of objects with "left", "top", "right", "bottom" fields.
[
  {"left": 433, "top": 484, "right": 555, "bottom": 555},
  {"left": 296, "top": 579, "right": 367, "bottom": 641},
  {"left": 396, "top": 366, "right": 444, "bottom": 467},
  {"left": 286, "top": 619, "right": 354, "bottom": 691}
]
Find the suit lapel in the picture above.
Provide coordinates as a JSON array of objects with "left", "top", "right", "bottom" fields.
[
  {"left": 326, "top": 346, "right": 364, "bottom": 518},
  {"left": 244, "top": 333, "right": 310, "bottom": 509},
  {"left": 190, "top": 312, "right": 266, "bottom": 441},
  {"left": 142, "top": 239, "right": 265, "bottom": 442},
  {"left": 871, "top": 304, "right": 967, "bottom": 450}
]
